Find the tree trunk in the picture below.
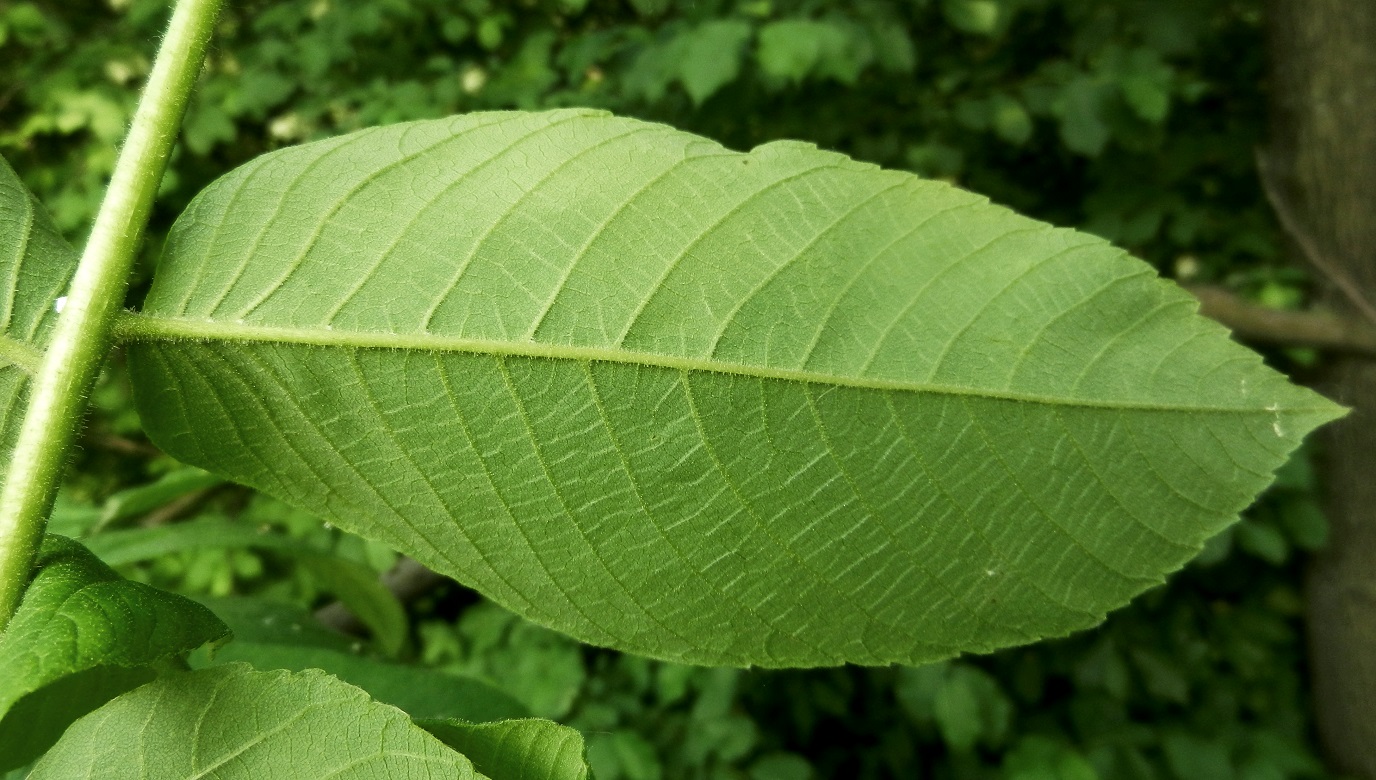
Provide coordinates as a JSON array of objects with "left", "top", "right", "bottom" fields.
[{"left": 1266, "top": 2, "right": 1376, "bottom": 776}]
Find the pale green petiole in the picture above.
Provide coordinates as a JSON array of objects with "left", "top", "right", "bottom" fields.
[{"left": 0, "top": 0, "right": 224, "bottom": 630}]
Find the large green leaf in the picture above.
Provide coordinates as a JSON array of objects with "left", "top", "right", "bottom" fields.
[
  {"left": 30, "top": 664, "right": 487, "bottom": 779},
  {"left": 123, "top": 109, "right": 1343, "bottom": 667},
  {"left": 0, "top": 156, "right": 79, "bottom": 468},
  {"left": 0, "top": 535, "right": 228, "bottom": 770}
]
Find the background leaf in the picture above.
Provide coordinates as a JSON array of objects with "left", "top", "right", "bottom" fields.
[
  {"left": 420, "top": 718, "right": 590, "bottom": 780},
  {"left": 943, "top": 0, "right": 1002, "bottom": 36},
  {"left": 678, "top": 21, "right": 752, "bottom": 105},
  {"left": 124, "top": 108, "right": 1340, "bottom": 668},
  {"left": 200, "top": 642, "right": 529, "bottom": 723},
  {"left": 85, "top": 517, "right": 409, "bottom": 655},
  {"left": 93, "top": 466, "right": 223, "bottom": 531},
  {"left": 0, "top": 155, "right": 79, "bottom": 470},
  {"left": 756, "top": 19, "right": 868, "bottom": 85}
]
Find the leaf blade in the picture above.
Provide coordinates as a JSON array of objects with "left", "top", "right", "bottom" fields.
[
  {"left": 0, "top": 535, "right": 228, "bottom": 769},
  {"left": 0, "top": 155, "right": 80, "bottom": 467},
  {"left": 127, "top": 109, "right": 1343, "bottom": 667},
  {"left": 30, "top": 664, "right": 486, "bottom": 779},
  {"left": 419, "top": 718, "right": 589, "bottom": 780}
]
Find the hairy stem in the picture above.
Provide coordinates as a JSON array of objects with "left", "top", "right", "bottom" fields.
[{"left": 0, "top": 0, "right": 223, "bottom": 630}]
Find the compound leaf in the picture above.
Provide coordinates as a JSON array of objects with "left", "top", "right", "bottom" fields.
[{"left": 124, "top": 109, "right": 1342, "bottom": 667}]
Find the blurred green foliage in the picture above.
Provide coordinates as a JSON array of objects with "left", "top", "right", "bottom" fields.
[
  {"left": 2, "top": 0, "right": 1304, "bottom": 294},
  {"left": 1, "top": 0, "right": 1340, "bottom": 777}
]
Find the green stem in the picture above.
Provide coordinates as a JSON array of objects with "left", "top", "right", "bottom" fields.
[{"left": 0, "top": 0, "right": 224, "bottom": 631}]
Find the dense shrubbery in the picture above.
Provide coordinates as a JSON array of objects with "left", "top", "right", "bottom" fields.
[{"left": 1, "top": 0, "right": 1336, "bottom": 777}]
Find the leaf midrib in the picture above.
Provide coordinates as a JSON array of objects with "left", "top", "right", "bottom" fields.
[{"left": 116, "top": 312, "right": 1317, "bottom": 415}]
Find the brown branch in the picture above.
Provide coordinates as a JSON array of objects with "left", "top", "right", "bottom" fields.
[
  {"left": 1256, "top": 150, "right": 1376, "bottom": 328},
  {"left": 83, "top": 432, "right": 162, "bottom": 458},
  {"left": 1188, "top": 284, "right": 1376, "bottom": 356},
  {"left": 139, "top": 486, "right": 216, "bottom": 528}
]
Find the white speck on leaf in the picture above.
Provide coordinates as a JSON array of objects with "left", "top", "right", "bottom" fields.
[
  {"left": 53, "top": 296, "right": 66, "bottom": 313},
  {"left": 1267, "top": 403, "right": 1283, "bottom": 437}
]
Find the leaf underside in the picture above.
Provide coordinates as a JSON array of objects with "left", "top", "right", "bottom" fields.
[
  {"left": 420, "top": 718, "right": 590, "bottom": 780},
  {"left": 126, "top": 109, "right": 1343, "bottom": 667},
  {"left": 0, "top": 535, "right": 228, "bottom": 769},
  {"left": 30, "top": 664, "right": 484, "bottom": 779},
  {"left": 0, "top": 157, "right": 79, "bottom": 473},
  {"left": 0, "top": 535, "right": 228, "bottom": 713}
]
